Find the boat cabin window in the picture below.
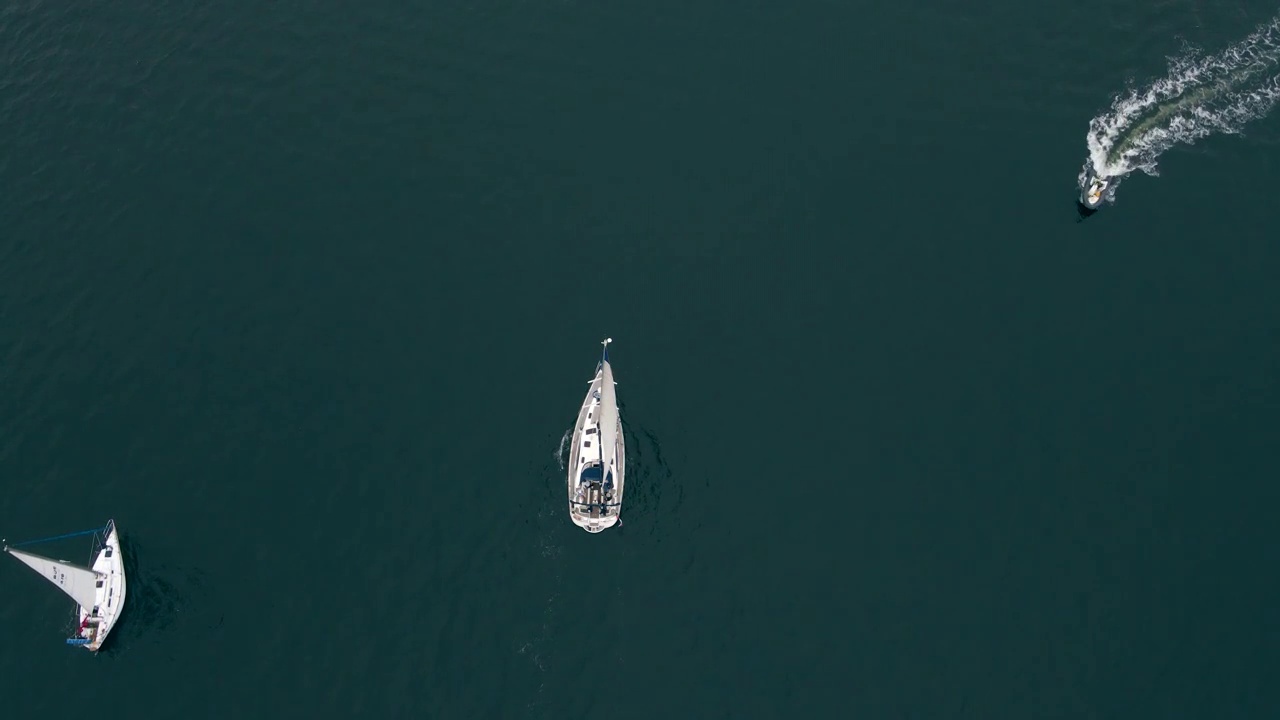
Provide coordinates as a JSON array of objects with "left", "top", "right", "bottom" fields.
[
  {"left": 585, "top": 428, "right": 596, "bottom": 435},
  {"left": 584, "top": 441, "right": 591, "bottom": 448},
  {"left": 579, "top": 464, "right": 614, "bottom": 488},
  {"left": 105, "top": 548, "right": 112, "bottom": 557},
  {"left": 96, "top": 580, "right": 104, "bottom": 588}
]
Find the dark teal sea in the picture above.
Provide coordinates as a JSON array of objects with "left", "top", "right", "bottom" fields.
[{"left": 3, "top": 0, "right": 1279, "bottom": 717}]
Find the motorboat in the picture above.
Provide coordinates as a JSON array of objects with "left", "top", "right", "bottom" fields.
[{"left": 1079, "top": 169, "right": 1110, "bottom": 213}]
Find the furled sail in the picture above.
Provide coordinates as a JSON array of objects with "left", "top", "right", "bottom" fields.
[
  {"left": 5, "top": 547, "right": 100, "bottom": 611},
  {"left": 597, "top": 359, "right": 619, "bottom": 478}
]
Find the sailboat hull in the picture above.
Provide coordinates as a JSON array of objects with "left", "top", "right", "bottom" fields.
[
  {"left": 566, "top": 349, "right": 626, "bottom": 533},
  {"left": 75, "top": 520, "right": 126, "bottom": 652}
]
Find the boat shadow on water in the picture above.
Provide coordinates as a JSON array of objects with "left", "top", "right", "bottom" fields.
[
  {"left": 613, "top": 422, "right": 678, "bottom": 535},
  {"left": 1076, "top": 200, "right": 1100, "bottom": 221}
]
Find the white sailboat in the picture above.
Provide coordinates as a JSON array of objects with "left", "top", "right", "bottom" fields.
[
  {"left": 567, "top": 338, "right": 625, "bottom": 533},
  {"left": 4, "top": 520, "right": 127, "bottom": 652}
]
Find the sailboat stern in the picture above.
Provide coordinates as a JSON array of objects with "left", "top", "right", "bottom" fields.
[
  {"left": 569, "top": 499, "right": 621, "bottom": 533},
  {"left": 578, "top": 515, "right": 619, "bottom": 534},
  {"left": 568, "top": 460, "right": 623, "bottom": 533}
]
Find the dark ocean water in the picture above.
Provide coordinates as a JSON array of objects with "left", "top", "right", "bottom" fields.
[{"left": 3, "top": 0, "right": 1280, "bottom": 716}]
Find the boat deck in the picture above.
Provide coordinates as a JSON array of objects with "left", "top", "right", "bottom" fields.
[
  {"left": 566, "top": 362, "right": 625, "bottom": 533},
  {"left": 77, "top": 523, "right": 126, "bottom": 652}
]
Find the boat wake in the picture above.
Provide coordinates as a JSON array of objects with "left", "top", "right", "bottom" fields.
[
  {"left": 1081, "top": 14, "right": 1280, "bottom": 204},
  {"left": 553, "top": 428, "right": 571, "bottom": 471}
]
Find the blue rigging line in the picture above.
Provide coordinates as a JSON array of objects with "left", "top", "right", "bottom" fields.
[{"left": 6, "top": 526, "right": 105, "bottom": 548}]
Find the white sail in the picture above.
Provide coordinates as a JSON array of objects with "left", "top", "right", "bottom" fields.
[
  {"left": 5, "top": 547, "right": 101, "bottom": 611},
  {"left": 598, "top": 359, "right": 619, "bottom": 474}
]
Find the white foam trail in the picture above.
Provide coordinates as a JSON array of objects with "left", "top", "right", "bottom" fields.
[
  {"left": 553, "top": 428, "right": 571, "bottom": 471},
  {"left": 1081, "top": 15, "right": 1280, "bottom": 202}
]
